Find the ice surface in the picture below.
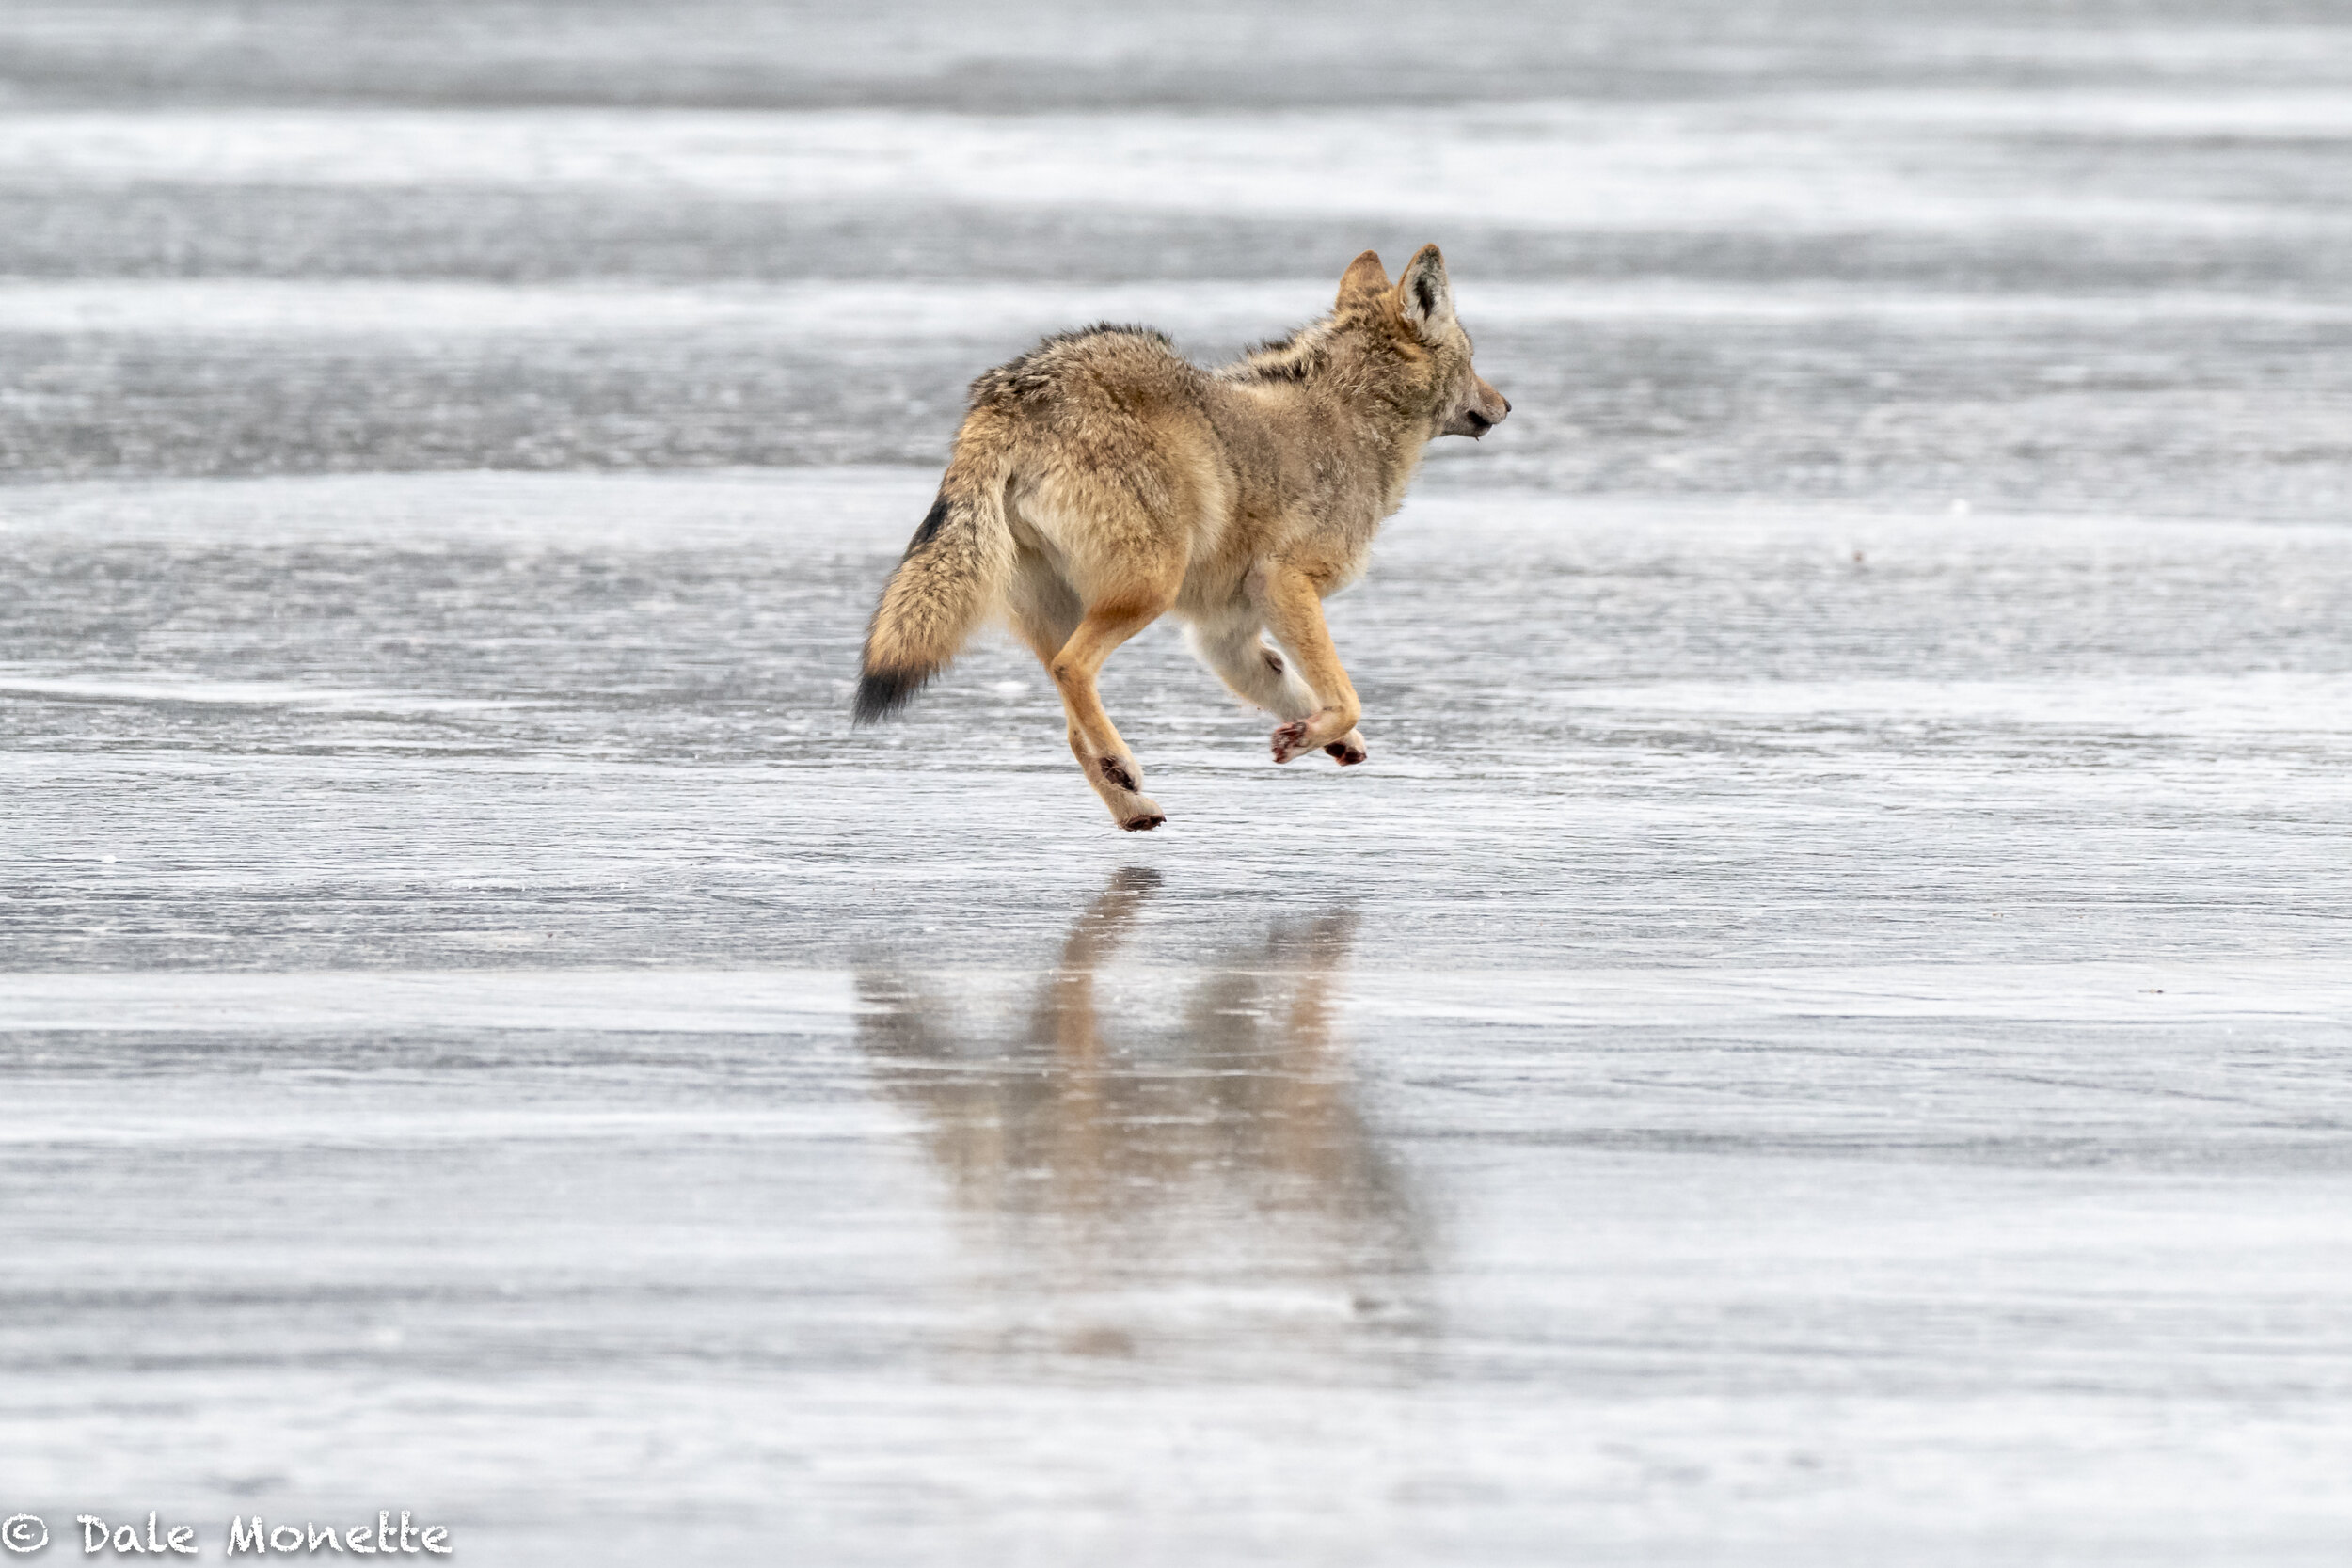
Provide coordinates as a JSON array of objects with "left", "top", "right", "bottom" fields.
[
  {"left": 6, "top": 469, "right": 2350, "bottom": 1566},
  {"left": 11, "top": 98, "right": 2344, "bottom": 232},
  {"left": 5, "top": 3, "right": 2352, "bottom": 1564},
  {"left": 14, "top": 277, "right": 2352, "bottom": 341}
]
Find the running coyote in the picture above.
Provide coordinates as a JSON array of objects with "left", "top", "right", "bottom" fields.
[{"left": 853, "top": 245, "right": 1509, "bottom": 831}]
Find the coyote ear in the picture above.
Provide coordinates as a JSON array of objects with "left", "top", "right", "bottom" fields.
[
  {"left": 1396, "top": 245, "right": 1454, "bottom": 329},
  {"left": 1337, "top": 249, "right": 1389, "bottom": 309}
]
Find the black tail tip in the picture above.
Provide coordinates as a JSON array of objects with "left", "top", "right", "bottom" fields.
[{"left": 853, "top": 667, "right": 926, "bottom": 724}]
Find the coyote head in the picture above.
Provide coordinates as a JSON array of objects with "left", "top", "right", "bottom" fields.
[{"left": 1335, "top": 245, "right": 1511, "bottom": 439}]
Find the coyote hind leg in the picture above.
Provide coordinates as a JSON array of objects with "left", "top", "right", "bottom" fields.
[
  {"left": 1006, "top": 553, "right": 1082, "bottom": 668},
  {"left": 1190, "top": 618, "right": 1366, "bottom": 766},
  {"left": 1009, "top": 564, "right": 1159, "bottom": 827},
  {"left": 1043, "top": 596, "right": 1173, "bottom": 832}
]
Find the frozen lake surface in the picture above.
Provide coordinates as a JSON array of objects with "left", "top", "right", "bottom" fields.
[
  {"left": 7, "top": 471, "right": 2350, "bottom": 1564},
  {"left": 4, "top": 3, "right": 2352, "bottom": 1563}
]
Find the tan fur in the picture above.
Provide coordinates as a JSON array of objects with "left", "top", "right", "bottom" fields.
[{"left": 854, "top": 245, "right": 1509, "bottom": 831}]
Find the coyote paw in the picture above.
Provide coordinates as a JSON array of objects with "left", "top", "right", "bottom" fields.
[
  {"left": 1120, "top": 811, "right": 1167, "bottom": 832},
  {"left": 1324, "top": 734, "right": 1368, "bottom": 766},
  {"left": 1273, "top": 714, "right": 1355, "bottom": 765}
]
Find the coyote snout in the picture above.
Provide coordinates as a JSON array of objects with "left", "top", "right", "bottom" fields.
[
  {"left": 854, "top": 244, "right": 1508, "bottom": 832},
  {"left": 1446, "top": 374, "right": 1511, "bottom": 439}
]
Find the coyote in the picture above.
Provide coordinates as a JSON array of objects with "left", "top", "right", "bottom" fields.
[{"left": 853, "top": 245, "right": 1509, "bottom": 831}]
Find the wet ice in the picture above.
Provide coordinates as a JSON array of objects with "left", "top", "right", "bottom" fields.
[{"left": 4, "top": 3, "right": 2352, "bottom": 1564}]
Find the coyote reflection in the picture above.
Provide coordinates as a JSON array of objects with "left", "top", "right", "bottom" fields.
[{"left": 857, "top": 868, "right": 1426, "bottom": 1358}]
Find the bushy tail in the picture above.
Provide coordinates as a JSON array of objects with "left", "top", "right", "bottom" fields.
[{"left": 854, "top": 460, "right": 1014, "bottom": 723}]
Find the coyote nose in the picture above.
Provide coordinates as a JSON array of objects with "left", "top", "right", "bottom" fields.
[{"left": 1502, "top": 396, "right": 1512, "bottom": 415}]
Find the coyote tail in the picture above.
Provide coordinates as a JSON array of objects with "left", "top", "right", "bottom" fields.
[{"left": 853, "top": 458, "right": 1014, "bottom": 723}]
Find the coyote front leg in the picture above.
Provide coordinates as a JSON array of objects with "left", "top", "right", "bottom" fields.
[
  {"left": 1259, "top": 566, "right": 1364, "bottom": 766},
  {"left": 1192, "top": 617, "right": 1366, "bottom": 766}
]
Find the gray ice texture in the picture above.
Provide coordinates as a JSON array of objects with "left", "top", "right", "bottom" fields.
[{"left": 3, "top": 3, "right": 2350, "bottom": 1564}]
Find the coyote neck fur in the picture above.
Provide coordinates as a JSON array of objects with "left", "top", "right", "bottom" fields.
[{"left": 1216, "top": 316, "right": 1434, "bottom": 526}]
